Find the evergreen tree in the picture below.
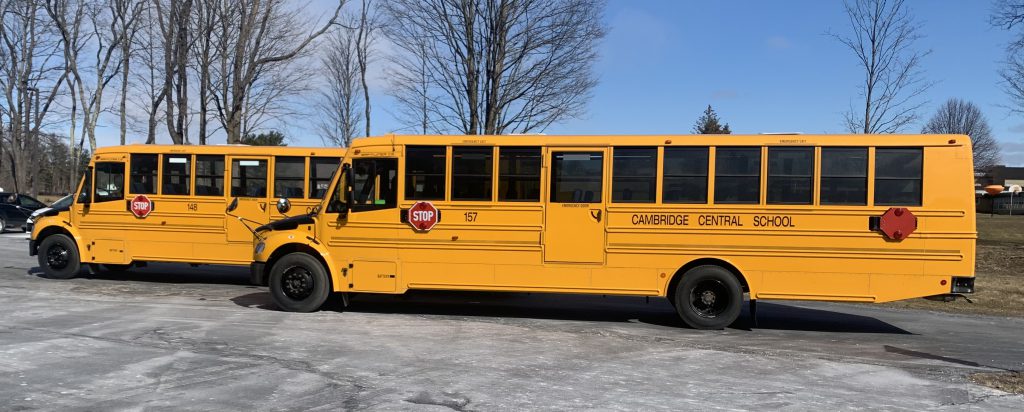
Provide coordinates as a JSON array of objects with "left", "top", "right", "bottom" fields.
[
  {"left": 240, "top": 130, "right": 288, "bottom": 146},
  {"left": 693, "top": 105, "right": 732, "bottom": 134}
]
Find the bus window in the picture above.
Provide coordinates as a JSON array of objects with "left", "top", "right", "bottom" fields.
[
  {"left": 451, "top": 147, "right": 493, "bottom": 201},
  {"left": 767, "top": 147, "right": 813, "bottom": 205},
  {"left": 498, "top": 147, "right": 541, "bottom": 201},
  {"left": 94, "top": 162, "right": 125, "bottom": 202},
  {"left": 195, "top": 155, "right": 225, "bottom": 196},
  {"left": 663, "top": 147, "right": 708, "bottom": 203},
  {"left": 612, "top": 147, "right": 656, "bottom": 203},
  {"left": 129, "top": 154, "right": 157, "bottom": 194},
  {"left": 274, "top": 157, "right": 305, "bottom": 199},
  {"left": 405, "top": 146, "right": 446, "bottom": 200},
  {"left": 352, "top": 158, "right": 398, "bottom": 211},
  {"left": 820, "top": 148, "right": 867, "bottom": 205},
  {"left": 231, "top": 159, "right": 268, "bottom": 198},
  {"left": 309, "top": 157, "right": 339, "bottom": 199},
  {"left": 162, "top": 155, "right": 191, "bottom": 195},
  {"left": 714, "top": 147, "right": 760, "bottom": 204},
  {"left": 875, "top": 148, "right": 922, "bottom": 206},
  {"left": 551, "top": 152, "right": 603, "bottom": 203}
]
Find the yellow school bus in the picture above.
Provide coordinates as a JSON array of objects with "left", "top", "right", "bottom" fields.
[
  {"left": 251, "top": 134, "right": 976, "bottom": 329},
  {"left": 30, "top": 144, "right": 344, "bottom": 280}
]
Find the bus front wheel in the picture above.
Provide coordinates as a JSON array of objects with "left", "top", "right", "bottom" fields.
[
  {"left": 38, "top": 234, "right": 81, "bottom": 280},
  {"left": 269, "top": 253, "right": 331, "bottom": 312},
  {"left": 673, "top": 265, "right": 742, "bottom": 330}
]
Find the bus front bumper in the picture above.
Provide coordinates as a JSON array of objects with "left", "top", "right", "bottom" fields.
[
  {"left": 250, "top": 262, "right": 267, "bottom": 286},
  {"left": 28, "top": 239, "right": 37, "bottom": 256}
]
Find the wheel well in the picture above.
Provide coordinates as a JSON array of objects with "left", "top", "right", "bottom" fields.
[
  {"left": 34, "top": 226, "right": 76, "bottom": 255},
  {"left": 263, "top": 243, "right": 332, "bottom": 285},
  {"left": 666, "top": 258, "right": 749, "bottom": 298}
]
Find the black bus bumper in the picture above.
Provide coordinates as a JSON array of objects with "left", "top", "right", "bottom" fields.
[
  {"left": 28, "top": 239, "right": 37, "bottom": 256},
  {"left": 250, "top": 262, "right": 267, "bottom": 286}
]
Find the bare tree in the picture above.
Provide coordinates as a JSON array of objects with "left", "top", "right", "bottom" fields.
[
  {"left": 152, "top": 0, "right": 191, "bottom": 144},
  {"left": 354, "top": 0, "right": 374, "bottom": 137},
  {"left": 127, "top": 0, "right": 166, "bottom": 144},
  {"left": 191, "top": 0, "right": 218, "bottom": 144},
  {"left": 0, "top": 0, "right": 67, "bottom": 194},
  {"left": 316, "top": 23, "right": 362, "bottom": 146},
  {"left": 830, "top": 0, "right": 931, "bottom": 134},
  {"left": 991, "top": 1, "right": 1024, "bottom": 121},
  {"left": 209, "top": 0, "right": 344, "bottom": 144},
  {"left": 383, "top": 0, "right": 606, "bottom": 135},
  {"left": 47, "top": 0, "right": 130, "bottom": 152},
  {"left": 921, "top": 98, "right": 1001, "bottom": 172},
  {"left": 386, "top": 38, "right": 436, "bottom": 134},
  {"left": 112, "top": 0, "right": 143, "bottom": 145}
]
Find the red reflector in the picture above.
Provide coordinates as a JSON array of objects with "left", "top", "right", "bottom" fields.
[
  {"left": 940, "top": 279, "right": 947, "bottom": 286},
  {"left": 948, "top": 139, "right": 956, "bottom": 144}
]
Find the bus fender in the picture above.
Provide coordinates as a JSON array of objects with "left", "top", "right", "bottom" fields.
[
  {"left": 32, "top": 217, "right": 87, "bottom": 260},
  {"left": 666, "top": 257, "right": 753, "bottom": 298},
  {"left": 258, "top": 238, "right": 344, "bottom": 292}
]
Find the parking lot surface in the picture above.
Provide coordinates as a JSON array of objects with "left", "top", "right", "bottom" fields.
[{"left": 1, "top": 231, "right": 1023, "bottom": 410}]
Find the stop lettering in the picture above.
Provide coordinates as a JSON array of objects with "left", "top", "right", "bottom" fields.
[
  {"left": 407, "top": 201, "right": 439, "bottom": 231},
  {"left": 130, "top": 194, "right": 153, "bottom": 218}
]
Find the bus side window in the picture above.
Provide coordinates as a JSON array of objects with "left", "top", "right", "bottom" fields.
[
  {"left": 451, "top": 147, "right": 493, "bottom": 201},
  {"left": 309, "top": 157, "right": 340, "bottom": 199},
  {"left": 405, "top": 146, "right": 446, "bottom": 200},
  {"left": 162, "top": 155, "right": 191, "bottom": 195},
  {"left": 195, "top": 155, "right": 225, "bottom": 196},
  {"left": 352, "top": 158, "right": 398, "bottom": 211},
  {"left": 550, "top": 152, "right": 603, "bottom": 203},
  {"left": 612, "top": 147, "right": 656, "bottom": 203},
  {"left": 663, "top": 147, "right": 708, "bottom": 203},
  {"left": 94, "top": 162, "right": 125, "bottom": 203},
  {"left": 820, "top": 147, "right": 867, "bottom": 205},
  {"left": 274, "top": 156, "right": 305, "bottom": 199},
  {"left": 498, "top": 147, "right": 541, "bottom": 201},
  {"left": 231, "top": 159, "right": 268, "bottom": 198},
  {"left": 129, "top": 154, "right": 158, "bottom": 194},
  {"left": 767, "top": 147, "right": 813, "bottom": 205},
  {"left": 875, "top": 148, "right": 922, "bottom": 206},
  {"left": 714, "top": 147, "right": 760, "bottom": 204}
]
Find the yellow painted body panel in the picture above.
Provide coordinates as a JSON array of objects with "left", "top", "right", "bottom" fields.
[
  {"left": 254, "top": 134, "right": 975, "bottom": 304},
  {"left": 32, "top": 144, "right": 345, "bottom": 267}
]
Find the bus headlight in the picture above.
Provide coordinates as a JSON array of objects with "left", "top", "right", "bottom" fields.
[{"left": 254, "top": 241, "right": 265, "bottom": 255}]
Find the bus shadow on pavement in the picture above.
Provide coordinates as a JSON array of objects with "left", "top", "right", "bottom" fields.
[
  {"left": 230, "top": 290, "right": 911, "bottom": 334},
  {"left": 28, "top": 263, "right": 253, "bottom": 286}
]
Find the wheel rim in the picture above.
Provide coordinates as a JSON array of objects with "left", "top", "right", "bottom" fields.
[
  {"left": 46, "top": 243, "right": 70, "bottom": 270},
  {"left": 281, "top": 265, "right": 315, "bottom": 300},
  {"left": 689, "top": 279, "right": 731, "bottom": 318}
]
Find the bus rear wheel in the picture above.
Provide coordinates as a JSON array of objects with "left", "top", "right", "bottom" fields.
[
  {"left": 38, "top": 234, "right": 81, "bottom": 280},
  {"left": 269, "top": 253, "right": 331, "bottom": 313},
  {"left": 673, "top": 265, "right": 742, "bottom": 330}
]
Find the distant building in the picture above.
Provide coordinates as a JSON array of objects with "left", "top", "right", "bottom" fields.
[{"left": 975, "top": 165, "right": 1024, "bottom": 214}]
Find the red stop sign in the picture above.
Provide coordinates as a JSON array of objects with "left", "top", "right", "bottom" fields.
[
  {"left": 407, "top": 201, "right": 439, "bottom": 231},
  {"left": 130, "top": 194, "right": 153, "bottom": 218}
]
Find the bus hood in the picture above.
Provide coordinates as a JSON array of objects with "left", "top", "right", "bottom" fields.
[{"left": 255, "top": 213, "right": 315, "bottom": 232}]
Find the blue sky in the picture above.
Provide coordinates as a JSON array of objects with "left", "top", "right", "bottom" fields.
[{"left": 96, "top": 1, "right": 1024, "bottom": 166}]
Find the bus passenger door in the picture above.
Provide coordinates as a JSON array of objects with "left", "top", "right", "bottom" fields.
[
  {"left": 544, "top": 149, "right": 607, "bottom": 264},
  {"left": 226, "top": 156, "right": 271, "bottom": 243}
]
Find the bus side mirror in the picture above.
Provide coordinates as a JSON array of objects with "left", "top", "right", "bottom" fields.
[
  {"left": 226, "top": 198, "right": 238, "bottom": 213},
  {"left": 276, "top": 197, "right": 291, "bottom": 214}
]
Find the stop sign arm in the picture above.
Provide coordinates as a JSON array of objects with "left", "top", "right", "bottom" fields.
[{"left": 399, "top": 208, "right": 442, "bottom": 223}]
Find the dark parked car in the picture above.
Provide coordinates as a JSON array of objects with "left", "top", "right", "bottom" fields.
[{"left": 0, "top": 193, "right": 47, "bottom": 233}]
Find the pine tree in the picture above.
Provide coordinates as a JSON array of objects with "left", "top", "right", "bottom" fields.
[
  {"left": 240, "top": 131, "right": 288, "bottom": 146},
  {"left": 693, "top": 105, "right": 732, "bottom": 134}
]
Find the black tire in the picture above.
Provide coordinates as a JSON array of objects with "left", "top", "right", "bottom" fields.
[
  {"left": 673, "top": 265, "right": 743, "bottom": 330},
  {"left": 269, "top": 253, "right": 331, "bottom": 312},
  {"left": 0, "top": 216, "right": 6, "bottom": 233},
  {"left": 37, "top": 234, "right": 81, "bottom": 279}
]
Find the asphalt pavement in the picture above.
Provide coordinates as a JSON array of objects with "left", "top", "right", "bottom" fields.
[{"left": 0, "top": 231, "right": 1022, "bottom": 410}]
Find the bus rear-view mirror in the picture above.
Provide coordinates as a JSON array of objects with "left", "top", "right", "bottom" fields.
[{"left": 276, "top": 197, "right": 291, "bottom": 214}]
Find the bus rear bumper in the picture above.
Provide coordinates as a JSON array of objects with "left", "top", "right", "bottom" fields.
[
  {"left": 250, "top": 262, "right": 267, "bottom": 286},
  {"left": 923, "top": 277, "right": 975, "bottom": 302}
]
